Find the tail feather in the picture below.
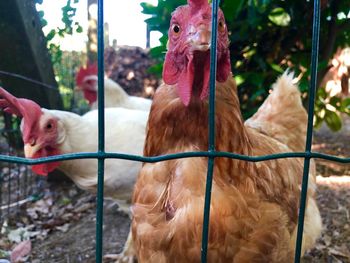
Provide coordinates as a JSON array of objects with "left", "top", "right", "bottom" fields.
[
  {"left": 246, "top": 72, "right": 322, "bottom": 256},
  {"left": 245, "top": 71, "right": 307, "bottom": 152}
]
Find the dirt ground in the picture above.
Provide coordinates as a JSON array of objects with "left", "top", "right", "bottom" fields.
[
  {"left": 0, "top": 117, "right": 349, "bottom": 263},
  {"left": 301, "top": 116, "right": 350, "bottom": 263}
]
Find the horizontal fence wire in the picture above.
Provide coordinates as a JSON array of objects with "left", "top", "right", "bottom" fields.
[
  {"left": 0, "top": 151, "right": 349, "bottom": 165},
  {"left": 0, "top": 0, "right": 348, "bottom": 262}
]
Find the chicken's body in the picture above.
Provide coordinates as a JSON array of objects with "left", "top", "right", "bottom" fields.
[
  {"left": 96, "top": 78, "right": 152, "bottom": 111},
  {"left": 0, "top": 87, "right": 148, "bottom": 260},
  {"left": 132, "top": 76, "right": 321, "bottom": 262},
  {"left": 0, "top": 87, "right": 148, "bottom": 207},
  {"left": 76, "top": 64, "right": 152, "bottom": 110},
  {"left": 131, "top": 1, "right": 321, "bottom": 260},
  {"left": 46, "top": 108, "right": 148, "bottom": 201},
  {"left": 245, "top": 73, "right": 308, "bottom": 152}
]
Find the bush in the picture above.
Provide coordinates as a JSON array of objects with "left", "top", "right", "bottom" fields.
[{"left": 142, "top": 0, "right": 350, "bottom": 130}]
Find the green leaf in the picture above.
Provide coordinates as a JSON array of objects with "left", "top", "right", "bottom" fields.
[
  {"left": 268, "top": 7, "right": 291, "bottom": 27},
  {"left": 57, "top": 28, "right": 65, "bottom": 37},
  {"left": 76, "top": 25, "right": 83, "bottom": 33},
  {"left": 329, "top": 96, "right": 341, "bottom": 108},
  {"left": 147, "top": 63, "right": 163, "bottom": 77},
  {"left": 46, "top": 29, "right": 56, "bottom": 41},
  {"left": 317, "top": 87, "right": 328, "bottom": 100},
  {"left": 269, "top": 63, "right": 284, "bottom": 73},
  {"left": 243, "top": 72, "right": 265, "bottom": 87},
  {"left": 324, "top": 110, "right": 342, "bottom": 132},
  {"left": 234, "top": 75, "right": 245, "bottom": 86},
  {"left": 141, "top": 2, "right": 157, "bottom": 15},
  {"left": 150, "top": 45, "right": 166, "bottom": 57},
  {"left": 340, "top": 98, "right": 350, "bottom": 114},
  {"left": 318, "top": 60, "right": 329, "bottom": 71},
  {"left": 222, "top": 0, "right": 245, "bottom": 21},
  {"left": 313, "top": 114, "right": 324, "bottom": 130},
  {"left": 41, "top": 19, "right": 48, "bottom": 27},
  {"left": 37, "top": 10, "right": 45, "bottom": 18}
]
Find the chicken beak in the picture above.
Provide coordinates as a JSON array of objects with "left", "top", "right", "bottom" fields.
[
  {"left": 24, "top": 143, "right": 41, "bottom": 158},
  {"left": 189, "top": 24, "right": 211, "bottom": 52}
]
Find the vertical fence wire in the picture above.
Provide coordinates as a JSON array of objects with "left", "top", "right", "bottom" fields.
[
  {"left": 201, "top": 0, "right": 220, "bottom": 262},
  {"left": 0, "top": 166, "right": 2, "bottom": 220},
  {"left": 95, "top": 0, "right": 105, "bottom": 261},
  {"left": 294, "top": 0, "right": 321, "bottom": 261},
  {"left": 7, "top": 163, "right": 11, "bottom": 216},
  {"left": 16, "top": 160, "right": 20, "bottom": 216},
  {"left": 0, "top": 0, "right": 341, "bottom": 261}
]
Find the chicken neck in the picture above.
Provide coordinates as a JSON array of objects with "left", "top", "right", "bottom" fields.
[{"left": 145, "top": 77, "right": 252, "bottom": 158}]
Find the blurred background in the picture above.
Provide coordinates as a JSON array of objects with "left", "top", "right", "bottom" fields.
[{"left": 0, "top": 0, "right": 349, "bottom": 262}]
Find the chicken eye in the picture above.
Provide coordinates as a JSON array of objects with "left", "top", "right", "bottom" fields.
[
  {"left": 46, "top": 122, "right": 53, "bottom": 131},
  {"left": 218, "top": 20, "right": 226, "bottom": 32},
  {"left": 172, "top": 24, "right": 181, "bottom": 34}
]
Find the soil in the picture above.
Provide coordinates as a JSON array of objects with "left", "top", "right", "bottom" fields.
[
  {"left": 302, "top": 116, "right": 350, "bottom": 263},
  {"left": 30, "top": 197, "right": 130, "bottom": 263},
  {"left": 0, "top": 118, "right": 349, "bottom": 263},
  {"left": 104, "top": 46, "right": 160, "bottom": 98}
]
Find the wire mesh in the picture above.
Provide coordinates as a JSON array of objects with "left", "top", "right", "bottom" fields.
[
  {"left": 0, "top": 0, "right": 349, "bottom": 262},
  {"left": 0, "top": 121, "right": 43, "bottom": 227}
]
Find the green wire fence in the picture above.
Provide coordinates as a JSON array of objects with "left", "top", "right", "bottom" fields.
[{"left": 0, "top": 0, "right": 349, "bottom": 262}]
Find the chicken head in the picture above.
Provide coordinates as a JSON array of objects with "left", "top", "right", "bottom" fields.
[
  {"left": 0, "top": 87, "right": 61, "bottom": 175},
  {"left": 76, "top": 63, "right": 98, "bottom": 105},
  {"left": 163, "top": 0, "right": 231, "bottom": 106}
]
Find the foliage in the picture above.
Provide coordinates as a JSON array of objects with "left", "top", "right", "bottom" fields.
[
  {"left": 37, "top": 0, "right": 83, "bottom": 65},
  {"left": 141, "top": 0, "right": 186, "bottom": 77},
  {"left": 314, "top": 88, "right": 350, "bottom": 131},
  {"left": 54, "top": 51, "right": 89, "bottom": 113},
  {"left": 141, "top": 0, "right": 350, "bottom": 131},
  {"left": 36, "top": 0, "right": 87, "bottom": 111}
]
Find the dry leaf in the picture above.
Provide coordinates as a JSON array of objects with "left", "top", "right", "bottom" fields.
[
  {"left": 328, "top": 247, "right": 350, "bottom": 258},
  {"left": 55, "top": 223, "right": 70, "bottom": 233},
  {"left": 10, "top": 240, "right": 31, "bottom": 263}
]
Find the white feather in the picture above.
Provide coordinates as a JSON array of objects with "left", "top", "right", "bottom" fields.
[
  {"left": 90, "top": 78, "right": 152, "bottom": 111},
  {"left": 42, "top": 107, "right": 148, "bottom": 202}
]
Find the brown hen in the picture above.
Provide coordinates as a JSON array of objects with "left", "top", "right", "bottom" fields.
[{"left": 131, "top": 0, "right": 321, "bottom": 262}]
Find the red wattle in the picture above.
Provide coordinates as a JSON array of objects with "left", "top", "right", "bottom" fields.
[
  {"left": 83, "top": 90, "right": 97, "bottom": 105},
  {"left": 31, "top": 149, "right": 61, "bottom": 176},
  {"left": 163, "top": 51, "right": 181, "bottom": 85},
  {"left": 177, "top": 56, "right": 194, "bottom": 106}
]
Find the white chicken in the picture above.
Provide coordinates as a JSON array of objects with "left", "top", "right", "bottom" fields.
[
  {"left": 0, "top": 87, "right": 148, "bottom": 211},
  {"left": 75, "top": 64, "right": 152, "bottom": 111}
]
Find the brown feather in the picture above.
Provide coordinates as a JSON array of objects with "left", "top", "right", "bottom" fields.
[{"left": 132, "top": 76, "right": 321, "bottom": 263}]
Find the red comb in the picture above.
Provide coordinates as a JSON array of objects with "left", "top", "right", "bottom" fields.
[
  {"left": 76, "top": 62, "right": 98, "bottom": 87},
  {"left": 0, "top": 87, "right": 41, "bottom": 117},
  {"left": 0, "top": 87, "right": 43, "bottom": 141}
]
